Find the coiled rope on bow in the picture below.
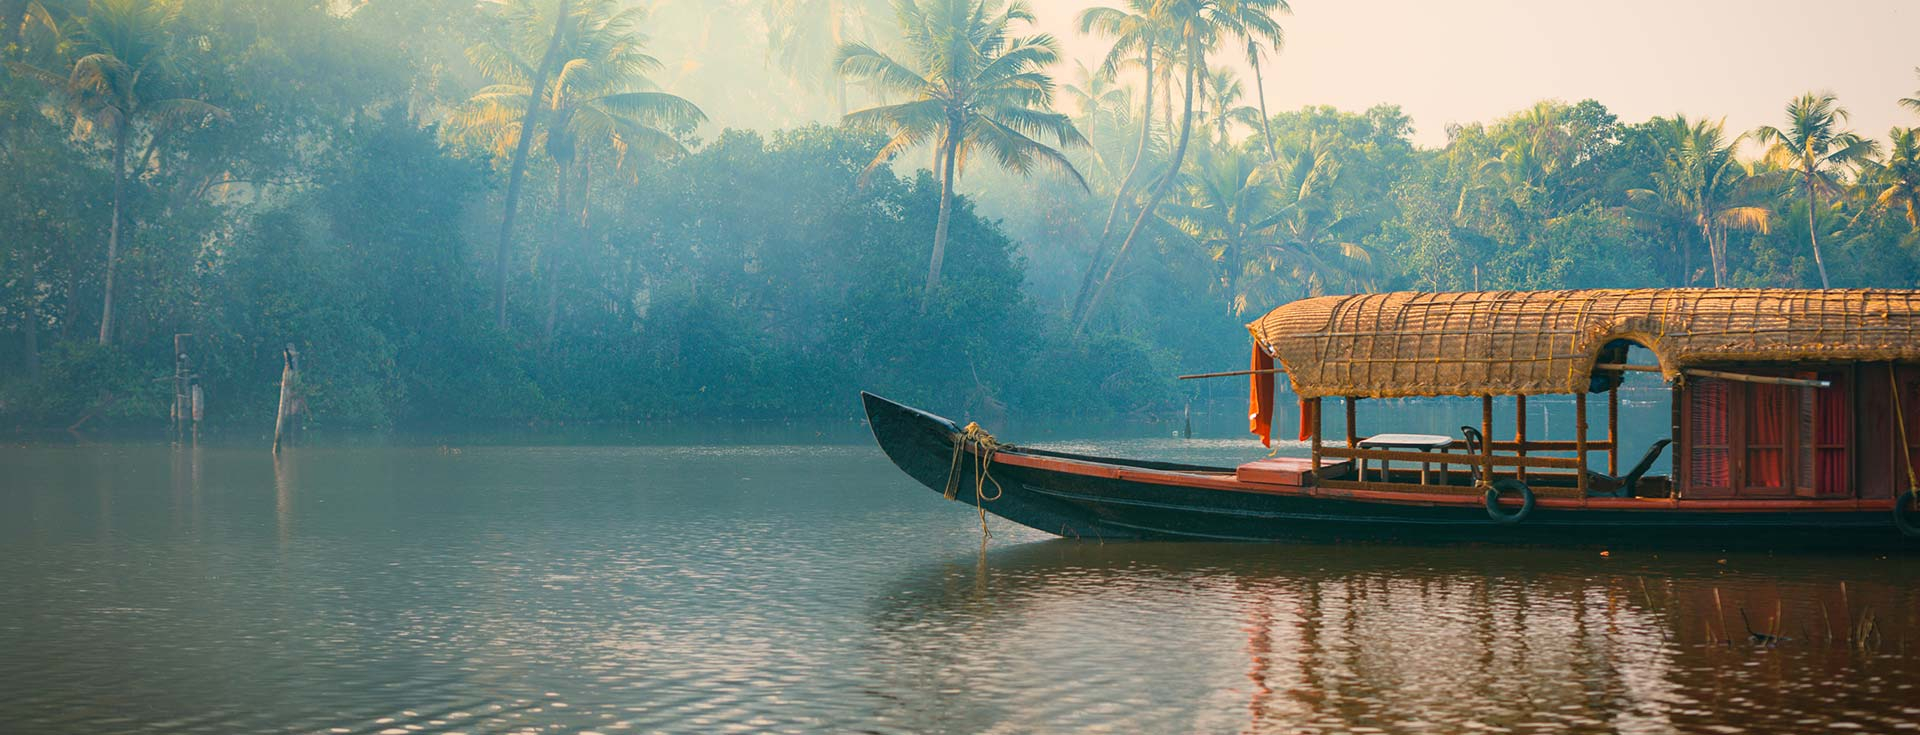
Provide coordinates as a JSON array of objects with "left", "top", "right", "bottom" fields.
[{"left": 944, "top": 422, "right": 1006, "bottom": 538}]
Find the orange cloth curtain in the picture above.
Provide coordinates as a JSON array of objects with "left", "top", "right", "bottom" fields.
[
  {"left": 1249, "top": 345, "right": 1275, "bottom": 447},
  {"left": 1297, "top": 397, "right": 1314, "bottom": 443}
]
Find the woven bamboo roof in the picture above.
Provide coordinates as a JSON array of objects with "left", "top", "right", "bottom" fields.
[{"left": 1247, "top": 289, "right": 1920, "bottom": 398}]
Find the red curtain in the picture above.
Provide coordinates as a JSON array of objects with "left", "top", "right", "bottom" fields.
[
  {"left": 1815, "top": 377, "right": 1849, "bottom": 495},
  {"left": 1745, "top": 384, "right": 1787, "bottom": 489}
]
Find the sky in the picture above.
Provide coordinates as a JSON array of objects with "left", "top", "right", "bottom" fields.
[
  {"left": 643, "top": 0, "right": 1918, "bottom": 150},
  {"left": 1022, "top": 0, "right": 1919, "bottom": 147}
]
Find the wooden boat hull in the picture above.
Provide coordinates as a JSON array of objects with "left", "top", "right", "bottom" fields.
[{"left": 861, "top": 392, "right": 1920, "bottom": 551}]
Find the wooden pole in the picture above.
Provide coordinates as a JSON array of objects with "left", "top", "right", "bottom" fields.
[
  {"left": 1594, "top": 363, "right": 1832, "bottom": 388},
  {"left": 1344, "top": 397, "right": 1357, "bottom": 448},
  {"left": 1515, "top": 395, "right": 1527, "bottom": 483},
  {"left": 1309, "top": 398, "right": 1323, "bottom": 468},
  {"left": 171, "top": 333, "right": 190, "bottom": 442},
  {"left": 1576, "top": 391, "right": 1590, "bottom": 499},
  {"left": 1685, "top": 368, "right": 1830, "bottom": 389},
  {"left": 1178, "top": 367, "right": 1286, "bottom": 380},
  {"left": 273, "top": 344, "right": 299, "bottom": 455},
  {"left": 1593, "top": 363, "right": 1662, "bottom": 372},
  {"left": 1608, "top": 385, "right": 1620, "bottom": 475},
  {"left": 1480, "top": 396, "right": 1494, "bottom": 486}
]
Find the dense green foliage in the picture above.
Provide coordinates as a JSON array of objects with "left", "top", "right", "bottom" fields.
[{"left": 4, "top": 0, "right": 1919, "bottom": 431}]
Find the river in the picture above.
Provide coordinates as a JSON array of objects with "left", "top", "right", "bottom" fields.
[{"left": 3, "top": 394, "right": 1918, "bottom": 733}]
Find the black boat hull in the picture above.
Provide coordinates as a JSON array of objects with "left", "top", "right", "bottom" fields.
[{"left": 861, "top": 392, "right": 1920, "bottom": 551}]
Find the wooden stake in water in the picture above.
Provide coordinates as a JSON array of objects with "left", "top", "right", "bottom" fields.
[{"left": 272, "top": 344, "right": 300, "bottom": 455}]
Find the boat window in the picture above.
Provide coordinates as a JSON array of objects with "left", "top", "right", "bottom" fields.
[
  {"left": 1743, "top": 383, "right": 1790, "bottom": 493},
  {"left": 1809, "top": 372, "right": 1850, "bottom": 497},
  {"left": 1687, "top": 378, "right": 1732, "bottom": 493},
  {"left": 1684, "top": 371, "right": 1853, "bottom": 498}
]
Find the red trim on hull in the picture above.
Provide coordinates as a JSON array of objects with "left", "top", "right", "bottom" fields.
[{"left": 992, "top": 451, "right": 1900, "bottom": 514}]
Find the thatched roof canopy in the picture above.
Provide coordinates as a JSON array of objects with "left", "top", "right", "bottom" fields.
[{"left": 1247, "top": 289, "right": 1920, "bottom": 398}]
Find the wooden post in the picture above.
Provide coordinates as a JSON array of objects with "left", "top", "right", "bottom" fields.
[
  {"left": 1515, "top": 395, "right": 1528, "bottom": 483},
  {"left": 272, "top": 344, "right": 299, "bottom": 455},
  {"left": 1344, "top": 398, "right": 1357, "bottom": 448},
  {"left": 190, "top": 383, "right": 203, "bottom": 444},
  {"left": 1345, "top": 397, "right": 1359, "bottom": 479},
  {"left": 1480, "top": 396, "right": 1494, "bottom": 486},
  {"left": 1576, "top": 391, "right": 1590, "bottom": 499},
  {"left": 1607, "top": 385, "right": 1620, "bottom": 475},
  {"left": 171, "top": 333, "right": 192, "bottom": 442},
  {"left": 1309, "top": 398, "right": 1323, "bottom": 468}
]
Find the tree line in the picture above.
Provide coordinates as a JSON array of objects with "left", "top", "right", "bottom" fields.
[{"left": 3, "top": 0, "right": 1918, "bottom": 431}]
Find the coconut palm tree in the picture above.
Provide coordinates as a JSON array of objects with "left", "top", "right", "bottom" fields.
[
  {"left": 1240, "top": 0, "right": 1290, "bottom": 159},
  {"left": 1068, "top": 0, "right": 1171, "bottom": 320},
  {"left": 1199, "top": 66, "right": 1258, "bottom": 145},
  {"left": 1254, "top": 133, "right": 1373, "bottom": 296},
  {"left": 1628, "top": 116, "right": 1771, "bottom": 286},
  {"left": 1061, "top": 59, "right": 1129, "bottom": 177},
  {"left": 1076, "top": 0, "right": 1291, "bottom": 334},
  {"left": 1159, "top": 145, "right": 1277, "bottom": 315},
  {"left": 470, "top": 0, "right": 570, "bottom": 330},
  {"left": 834, "top": 0, "right": 1087, "bottom": 305},
  {"left": 454, "top": 0, "right": 705, "bottom": 339},
  {"left": 764, "top": 0, "right": 887, "bottom": 117},
  {"left": 1870, "top": 127, "right": 1920, "bottom": 230},
  {"left": 1754, "top": 92, "right": 1879, "bottom": 288},
  {"left": 9, "top": 0, "right": 225, "bottom": 346}
]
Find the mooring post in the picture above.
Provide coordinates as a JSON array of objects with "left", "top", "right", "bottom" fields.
[
  {"left": 172, "top": 333, "right": 192, "bottom": 443},
  {"left": 273, "top": 344, "right": 300, "bottom": 455}
]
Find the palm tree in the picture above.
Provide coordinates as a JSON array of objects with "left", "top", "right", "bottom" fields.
[
  {"left": 835, "top": 0, "right": 1087, "bottom": 304},
  {"left": 1871, "top": 127, "right": 1920, "bottom": 230},
  {"left": 1240, "top": 0, "right": 1290, "bottom": 159},
  {"left": 1255, "top": 133, "right": 1372, "bottom": 296},
  {"left": 764, "top": 0, "right": 887, "bottom": 117},
  {"left": 1160, "top": 146, "right": 1278, "bottom": 315},
  {"left": 1199, "top": 66, "right": 1258, "bottom": 145},
  {"left": 1061, "top": 60, "right": 1130, "bottom": 181},
  {"left": 1754, "top": 92, "right": 1879, "bottom": 288},
  {"left": 1629, "top": 116, "right": 1771, "bottom": 286},
  {"left": 470, "top": 0, "right": 570, "bottom": 330},
  {"left": 1077, "top": 0, "right": 1290, "bottom": 334},
  {"left": 9, "top": 0, "right": 226, "bottom": 346},
  {"left": 1069, "top": 0, "right": 1171, "bottom": 320},
  {"left": 454, "top": 0, "right": 705, "bottom": 339}
]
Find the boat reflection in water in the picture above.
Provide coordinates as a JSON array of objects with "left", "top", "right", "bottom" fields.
[{"left": 865, "top": 542, "right": 1920, "bottom": 734}]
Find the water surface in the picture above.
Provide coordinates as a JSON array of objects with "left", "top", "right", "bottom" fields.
[{"left": 3, "top": 399, "right": 1918, "bottom": 734}]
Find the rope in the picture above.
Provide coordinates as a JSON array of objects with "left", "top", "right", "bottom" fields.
[
  {"left": 944, "top": 422, "right": 1006, "bottom": 538},
  {"left": 1891, "top": 365, "right": 1919, "bottom": 510}
]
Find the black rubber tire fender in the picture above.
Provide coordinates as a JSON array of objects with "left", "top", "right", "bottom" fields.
[
  {"left": 1896, "top": 491, "right": 1920, "bottom": 538},
  {"left": 1484, "top": 478, "right": 1536, "bottom": 525}
]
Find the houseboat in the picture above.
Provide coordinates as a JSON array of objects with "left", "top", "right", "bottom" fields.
[{"left": 863, "top": 289, "right": 1920, "bottom": 549}]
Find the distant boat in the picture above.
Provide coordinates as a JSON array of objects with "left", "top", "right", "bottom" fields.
[{"left": 864, "top": 289, "right": 1920, "bottom": 550}]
